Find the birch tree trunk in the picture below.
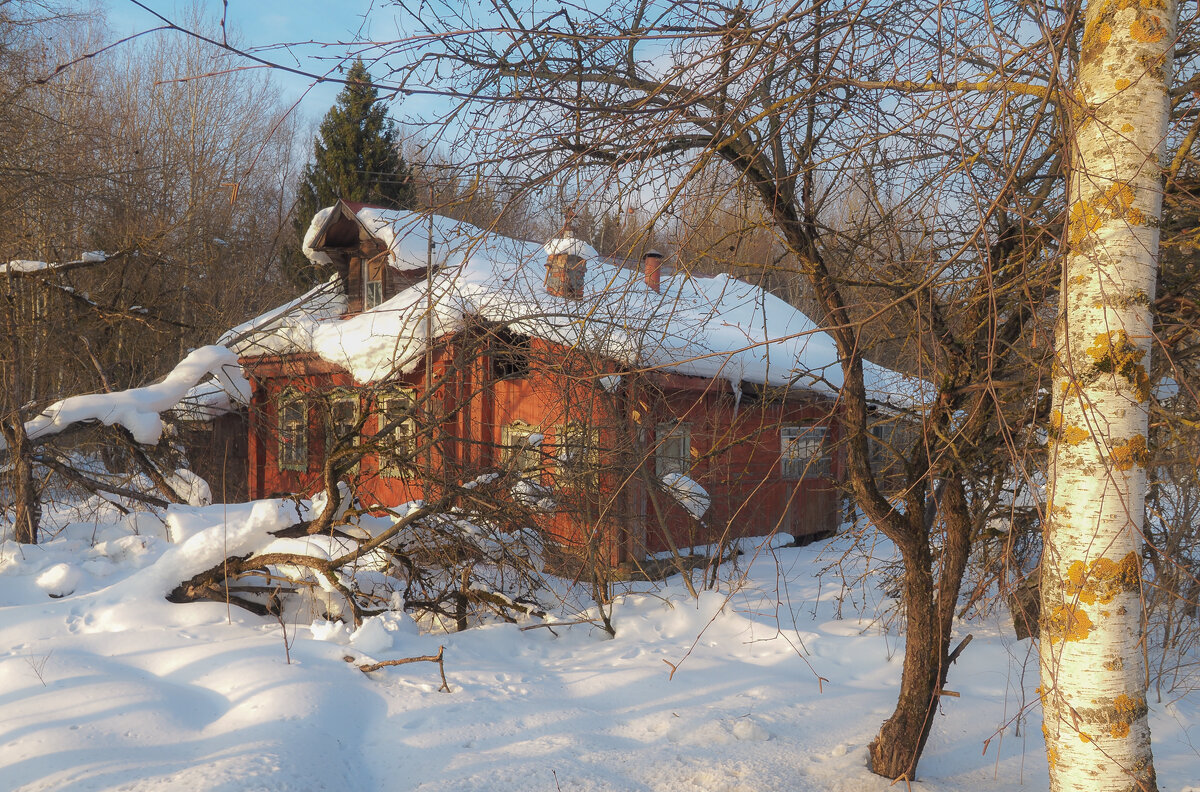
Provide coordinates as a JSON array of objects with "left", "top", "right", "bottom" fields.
[{"left": 1040, "top": 0, "right": 1177, "bottom": 789}]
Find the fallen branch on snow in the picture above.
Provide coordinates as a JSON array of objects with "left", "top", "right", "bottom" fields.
[{"left": 354, "top": 645, "right": 451, "bottom": 692}]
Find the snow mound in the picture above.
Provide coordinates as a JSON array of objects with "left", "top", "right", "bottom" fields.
[
  {"left": 165, "top": 469, "right": 212, "bottom": 507},
  {"left": 35, "top": 562, "right": 83, "bottom": 597},
  {"left": 2, "top": 503, "right": 1195, "bottom": 792}
]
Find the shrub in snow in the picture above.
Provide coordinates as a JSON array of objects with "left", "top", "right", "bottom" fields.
[
  {"left": 19, "top": 345, "right": 242, "bottom": 446},
  {"left": 159, "top": 484, "right": 551, "bottom": 632},
  {"left": 310, "top": 481, "right": 353, "bottom": 523}
]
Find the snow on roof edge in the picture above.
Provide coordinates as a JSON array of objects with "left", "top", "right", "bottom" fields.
[{"left": 280, "top": 205, "right": 929, "bottom": 406}]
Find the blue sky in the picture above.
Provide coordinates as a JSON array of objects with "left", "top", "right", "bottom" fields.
[{"left": 101, "top": 0, "right": 395, "bottom": 120}]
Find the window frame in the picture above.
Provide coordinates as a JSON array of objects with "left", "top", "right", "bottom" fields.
[
  {"left": 501, "top": 420, "right": 542, "bottom": 475},
  {"left": 781, "top": 423, "right": 829, "bottom": 480},
  {"left": 655, "top": 420, "right": 691, "bottom": 478},
  {"left": 323, "top": 390, "right": 362, "bottom": 477},
  {"left": 378, "top": 387, "right": 418, "bottom": 478},
  {"left": 363, "top": 253, "right": 386, "bottom": 310},
  {"left": 277, "top": 389, "right": 308, "bottom": 472},
  {"left": 364, "top": 279, "right": 384, "bottom": 310},
  {"left": 556, "top": 421, "right": 600, "bottom": 489},
  {"left": 325, "top": 390, "right": 360, "bottom": 445},
  {"left": 491, "top": 330, "right": 532, "bottom": 380},
  {"left": 869, "top": 419, "right": 896, "bottom": 471}
]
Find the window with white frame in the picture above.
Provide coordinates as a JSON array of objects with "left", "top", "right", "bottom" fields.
[
  {"left": 781, "top": 424, "right": 829, "bottom": 479},
  {"left": 502, "top": 420, "right": 542, "bottom": 474},
  {"left": 379, "top": 388, "right": 417, "bottom": 476},
  {"left": 277, "top": 390, "right": 307, "bottom": 471},
  {"left": 655, "top": 421, "right": 691, "bottom": 478}
]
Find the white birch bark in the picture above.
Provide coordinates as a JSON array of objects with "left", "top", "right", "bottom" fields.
[{"left": 1039, "top": 0, "right": 1177, "bottom": 790}]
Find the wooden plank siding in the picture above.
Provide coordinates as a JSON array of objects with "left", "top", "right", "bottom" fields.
[{"left": 242, "top": 329, "right": 845, "bottom": 565}]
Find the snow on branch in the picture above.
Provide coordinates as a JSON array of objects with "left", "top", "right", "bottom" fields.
[
  {"left": 16, "top": 345, "right": 243, "bottom": 447},
  {"left": 661, "top": 473, "right": 711, "bottom": 520},
  {"left": 1, "top": 251, "right": 109, "bottom": 275}
]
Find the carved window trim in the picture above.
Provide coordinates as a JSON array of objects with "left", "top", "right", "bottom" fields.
[
  {"left": 501, "top": 420, "right": 542, "bottom": 474},
  {"left": 277, "top": 389, "right": 308, "bottom": 472},
  {"left": 379, "top": 388, "right": 418, "bottom": 478}
]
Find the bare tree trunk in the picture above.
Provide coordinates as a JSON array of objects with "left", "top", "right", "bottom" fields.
[
  {"left": 2, "top": 417, "right": 40, "bottom": 544},
  {"left": 869, "top": 538, "right": 940, "bottom": 778},
  {"left": 869, "top": 476, "right": 972, "bottom": 779},
  {"left": 1038, "top": 0, "right": 1176, "bottom": 788},
  {"left": 1, "top": 276, "right": 39, "bottom": 544}
]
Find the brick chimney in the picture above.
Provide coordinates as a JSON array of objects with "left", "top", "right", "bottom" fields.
[
  {"left": 642, "top": 249, "right": 663, "bottom": 293},
  {"left": 543, "top": 237, "right": 592, "bottom": 299}
]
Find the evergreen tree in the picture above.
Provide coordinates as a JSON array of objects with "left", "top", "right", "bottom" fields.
[{"left": 287, "top": 59, "right": 414, "bottom": 285}]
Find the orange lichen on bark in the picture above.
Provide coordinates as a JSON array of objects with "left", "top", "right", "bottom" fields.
[
  {"left": 1110, "top": 693, "right": 1144, "bottom": 738},
  {"left": 1069, "top": 198, "right": 1102, "bottom": 245},
  {"left": 1068, "top": 184, "right": 1147, "bottom": 245},
  {"left": 1083, "top": 18, "right": 1114, "bottom": 51},
  {"left": 1066, "top": 552, "right": 1141, "bottom": 605},
  {"left": 1085, "top": 329, "right": 1151, "bottom": 400},
  {"left": 1101, "top": 182, "right": 1146, "bottom": 226},
  {"left": 1131, "top": 15, "right": 1167, "bottom": 42},
  {"left": 1049, "top": 410, "right": 1091, "bottom": 446},
  {"left": 1110, "top": 434, "right": 1150, "bottom": 470},
  {"left": 1115, "top": 78, "right": 1132, "bottom": 90},
  {"left": 1103, "top": 182, "right": 1134, "bottom": 210},
  {"left": 1047, "top": 603, "right": 1095, "bottom": 643}
]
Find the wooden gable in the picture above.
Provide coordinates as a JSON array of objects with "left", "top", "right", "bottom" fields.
[{"left": 307, "top": 200, "right": 418, "bottom": 315}]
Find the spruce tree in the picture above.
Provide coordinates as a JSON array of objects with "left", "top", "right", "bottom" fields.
[{"left": 287, "top": 59, "right": 414, "bottom": 285}]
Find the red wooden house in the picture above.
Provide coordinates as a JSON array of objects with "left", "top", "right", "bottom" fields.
[{"left": 229, "top": 201, "right": 897, "bottom": 565}]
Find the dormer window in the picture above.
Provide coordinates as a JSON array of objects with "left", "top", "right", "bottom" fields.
[
  {"left": 363, "top": 254, "right": 386, "bottom": 309},
  {"left": 365, "top": 279, "right": 383, "bottom": 309}
]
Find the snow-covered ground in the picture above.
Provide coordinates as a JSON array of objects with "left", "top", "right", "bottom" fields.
[{"left": 1, "top": 504, "right": 1197, "bottom": 792}]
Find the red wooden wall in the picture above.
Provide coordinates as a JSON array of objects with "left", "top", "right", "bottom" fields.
[{"left": 243, "top": 332, "right": 844, "bottom": 564}]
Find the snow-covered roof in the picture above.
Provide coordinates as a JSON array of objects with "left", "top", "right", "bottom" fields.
[{"left": 241, "top": 205, "right": 925, "bottom": 406}]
